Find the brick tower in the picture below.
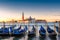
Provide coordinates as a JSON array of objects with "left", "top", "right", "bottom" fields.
[{"left": 22, "top": 12, "right": 24, "bottom": 21}]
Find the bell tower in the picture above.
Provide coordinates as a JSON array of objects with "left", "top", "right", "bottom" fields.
[{"left": 22, "top": 12, "right": 24, "bottom": 21}]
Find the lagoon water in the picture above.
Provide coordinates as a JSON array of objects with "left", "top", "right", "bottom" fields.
[
  {"left": 0, "top": 34, "right": 59, "bottom": 40},
  {"left": 0, "top": 22, "right": 59, "bottom": 40}
]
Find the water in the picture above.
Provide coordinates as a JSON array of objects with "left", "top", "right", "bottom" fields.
[{"left": 0, "top": 35, "right": 58, "bottom": 40}]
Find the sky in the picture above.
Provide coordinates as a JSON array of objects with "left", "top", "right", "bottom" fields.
[{"left": 0, "top": 0, "right": 60, "bottom": 22}]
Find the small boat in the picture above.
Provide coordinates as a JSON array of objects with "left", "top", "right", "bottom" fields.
[
  {"left": 3, "top": 28, "right": 9, "bottom": 36},
  {"left": 12, "top": 25, "right": 28, "bottom": 37},
  {"left": 0, "top": 28, "right": 9, "bottom": 36},
  {"left": 47, "top": 26, "right": 57, "bottom": 36},
  {"left": 28, "top": 26, "right": 36, "bottom": 37},
  {"left": 0, "top": 25, "right": 16, "bottom": 36},
  {"left": 39, "top": 25, "right": 46, "bottom": 36},
  {"left": 0, "top": 27, "right": 9, "bottom": 36}
]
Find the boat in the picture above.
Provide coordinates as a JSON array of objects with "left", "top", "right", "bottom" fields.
[
  {"left": 0, "top": 27, "right": 9, "bottom": 36},
  {"left": 3, "top": 28, "right": 9, "bottom": 33},
  {"left": 0, "top": 25, "right": 16, "bottom": 36},
  {"left": 28, "top": 26, "right": 36, "bottom": 37},
  {"left": 47, "top": 25, "right": 57, "bottom": 37},
  {"left": 0, "top": 28, "right": 9, "bottom": 36},
  {"left": 39, "top": 25, "right": 46, "bottom": 37},
  {"left": 12, "top": 25, "right": 28, "bottom": 37}
]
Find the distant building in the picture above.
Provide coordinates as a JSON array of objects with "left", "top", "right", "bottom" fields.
[
  {"left": 25, "top": 16, "right": 35, "bottom": 23},
  {"left": 35, "top": 20, "right": 47, "bottom": 23},
  {"left": 17, "top": 12, "right": 47, "bottom": 23},
  {"left": 25, "top": 16, "right": 47, "bottom": 23}
]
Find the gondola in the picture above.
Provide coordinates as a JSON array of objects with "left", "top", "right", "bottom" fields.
[
  {"left": 47, "top": 26, "right": 57, "bottom": 37},
  {"left": 12, "top": 25, "right": 28, "bottom": 37},
  {"left": 28, "top": 26, "right": 36, "bottom": 37},
  {"left": 0, "top": 28, "right": 3, "bottom": 34},
  {"left": 39, "top": 25, "right": 46, "bottom": 37},
  {"left": 0, "top": 25, "right": 16, "bottom": 36},
  {"left": 0, "top": 28, "right": 9, "bottom": 36}
]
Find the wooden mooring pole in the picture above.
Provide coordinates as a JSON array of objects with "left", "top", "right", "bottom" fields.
[
  {"left": 45, "top": 22, "right": 48, "bottom": 36},
  {"left": 54, "top": 22, "right": 57, "bottom": 35},
  {"left": 35, "top": 23, "right": 39, "bottom": 37}
]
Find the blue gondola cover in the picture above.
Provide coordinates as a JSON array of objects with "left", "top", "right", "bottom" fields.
[
  {"left": 39, "top": 25, "right": 46, "bottom": 35},
  {"left": 47, "top": 26, "right": 54, "bottom": 33}
]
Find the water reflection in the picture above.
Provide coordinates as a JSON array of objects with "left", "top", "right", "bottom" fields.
[
  {"left": 0, "top": 35, "right": 58, "bottom": 40},
  {"left": 28, "top": 36, "right": 36, "bottom": 40},
  {"left": 0, "top": 36, "right": 10, "bottom": 40},
  {"left": 13, "top": 37, "right": 20, "bottom": 40},
  {"left": 28, "top": 35, "right": 57, "bottom": 40},
  {"left": 39, "top": 36, "right": 46, "bottom": 40},
  {"left": 49, "top": 36, "right": 57, "bottom": 40},
  {"left": 58, "top": 35, "right": 60, "bottom": 40},
  {"left": 13, "top": 36, "right": 25, "bottom": 40}
]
